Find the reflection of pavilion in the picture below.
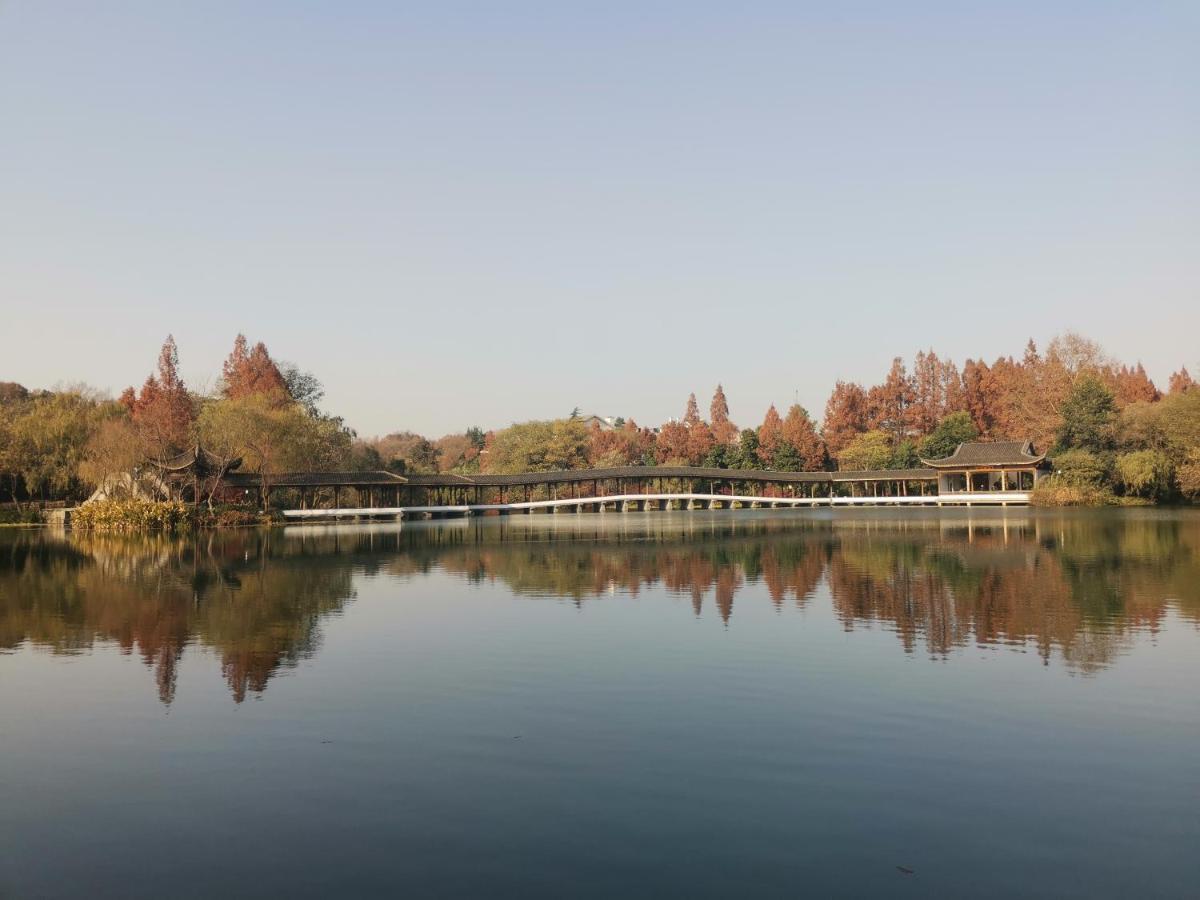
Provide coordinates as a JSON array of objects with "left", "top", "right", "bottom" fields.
[{"left": 920, "top": 441, "right": 1048, "bottom": 503}]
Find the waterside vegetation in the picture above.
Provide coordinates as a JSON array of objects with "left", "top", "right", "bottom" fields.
[{"left": 0, "top": 332, "right": 1197, "bottom": 523}]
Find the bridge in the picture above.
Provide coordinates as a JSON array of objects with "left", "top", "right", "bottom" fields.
[{"left": 215, "top": 451, "right": 1043, "bottom": 521}]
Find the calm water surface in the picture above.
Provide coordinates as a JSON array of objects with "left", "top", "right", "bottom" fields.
[{"left": 2, "top": 510, "right": 1198, "bottom": 898}]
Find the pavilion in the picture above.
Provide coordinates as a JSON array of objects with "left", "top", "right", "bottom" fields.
[{"left": 919, "top": 441, "right": 1048, "bottom": 495}]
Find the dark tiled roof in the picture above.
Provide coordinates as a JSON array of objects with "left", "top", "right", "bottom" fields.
[
  {"left": 224, "top": 471, "right": 407, "bottom": 488},
  {"left": 150, "top": 445, "right": 242, "bottom": 474},
  {"left": 920, "top": 441, "right": 1045, "bottom": 468},
  {"left": 405, "top": 466, "right": 934, "bottom": 487},
  {"left": 831, "top": 468, "right": 936, "bottom": 482}
]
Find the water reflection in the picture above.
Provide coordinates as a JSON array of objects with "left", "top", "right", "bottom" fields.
[{"left": 1, "top": 511, "right": 1197, "bottom": 700}]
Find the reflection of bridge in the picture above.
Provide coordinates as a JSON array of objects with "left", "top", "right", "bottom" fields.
[{"left": 241, "top": 464, "right": 1036, "bottom": 521}]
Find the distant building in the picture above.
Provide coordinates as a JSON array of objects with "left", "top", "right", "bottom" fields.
[{"left": 578, "top": 415, "right": 618, "bottom": 432}]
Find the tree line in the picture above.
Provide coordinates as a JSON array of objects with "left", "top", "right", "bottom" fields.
[{"left": 1, "top": 330, "right": 1197, "bottom": 508}]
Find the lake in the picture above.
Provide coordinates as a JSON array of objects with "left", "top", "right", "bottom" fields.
[{"left": 2, "top": 510, "right": 1198, "bottom": 898}]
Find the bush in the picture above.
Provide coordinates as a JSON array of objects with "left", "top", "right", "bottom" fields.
[
  {"left": 1049, "top": 449, "right": 1110, "bottom": 487},
  {"left": 1030, "top": 477, "right": 1116, "bottom": 507},
  {"left": 207, "top": 506, "right": 267, "bottom": 528},
  {"left": 0, "top": 506, "right": 42, "bottom": 525},
  {"left": 1177, "top": 449, "right": 1200, "bottom": 501},
  {"left": 72, "top": 499, "right": 197, "bottom": 532}
]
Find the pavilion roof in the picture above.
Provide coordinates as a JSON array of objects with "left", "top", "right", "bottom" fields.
[
  {"left": 150, "top": 445, "right": 242, "bottom": 475},
  {"left": 920, "top": 441, "right": 1045, "bottom": 469},
  {"left": 223, "top": 471, "right": 407, "bottom": 488}
]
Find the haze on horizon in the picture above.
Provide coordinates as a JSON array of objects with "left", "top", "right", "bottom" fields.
[{"left": 1, "top": 2, "right": 1196, "bottom": 438}]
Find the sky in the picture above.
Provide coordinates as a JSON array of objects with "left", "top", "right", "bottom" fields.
[{"left": 1, "top": 1, "right": 1196, "bottom": 438}]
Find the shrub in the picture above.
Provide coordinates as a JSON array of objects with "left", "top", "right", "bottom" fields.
[
  {"left": 1177, "top": 449, "right": 1200, "bottom": 502},
  {"left": 1030, "top": 477, "right": 1116, "bottom": 507},
  {"left": 72, "top": 499, "right": 197, "bottom": 532},
  {"left": 1115, "top": 450, "right": 1174, "bottom": 501},
  {"left": 0, "top": 506, "right": 42, "bottom": 525},
  {"left": 1049, "top": 449, "right": 1110, "bottom": 487}
]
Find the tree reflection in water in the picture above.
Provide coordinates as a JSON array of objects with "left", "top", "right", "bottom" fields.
[{"left": 1, "top": 511, "right": 1197, "bottom": 701}]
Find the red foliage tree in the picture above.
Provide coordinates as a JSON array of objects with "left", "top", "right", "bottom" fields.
[
  {"left": 780, "top": 404, "right": 826, "bottom": 471},
  {"left": 221, "top": 334, "right": 289, "bottom": 401},
  {"left": 126, "top": 335, "right": 194, "bottom": 457},
  {"left": 866, "top": 358, "right": 915, "bottom": 445},
  {"left": 756, "top": 404, "right": 784, "bottom": 467},
  {"left": 1168, "top": 366, "right": 1195, "bottom": 395},
  {"left": 821, "top": 381, "right": 869, "bottom": 457},
  {"left": 709, "top": 384, "right": 738, "bottom": 446},
  {"left": 1113, "top": 363, "right": 1160, "bottom": 406}
]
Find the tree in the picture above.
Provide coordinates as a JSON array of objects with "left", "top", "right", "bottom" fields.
[
  {"left": 1169, "top": 367, "right": 1196, "bottom": 395},
  {"left": 780, "top": 404, "right": 825, "bottom": 470},
  {"left": 368, "top": 432, "right": 440, "bottom": 473},
  {"left": 733, "top": 429, "right": 760, "bottom": 469},
  {"left": 485, "top": 419, "right": 590, "bottom": 473},
  {"left": 890, "top": 440, "right": 919, "bottom": 469},
  {"left": 867, "top": 357, "right": 915, "bottom": 445},
  {"left": 656, "top": 395, "right": 712, "bottom": 465},
  {"left": 911, "top": 350, "right": 956, "bottom": 435},
  {"left": 279, "top": 362, "right": 325, "bottom": 415},
  {"left": 960, "top": 359, "right": 997, "bottom": 437},
  {"left": 837, "top": 430, "right": 893, "bottom": 471},
  {"left": 589, "top": 419, "right": 656, "bottom": 468},
  {"left": 821, "top": 381, "right": 868, "bottom": 457},
  {"left": 198, "top": 394, "right": 349, "bottom": 509},
  {"left": 1113, "top": 363, "right": 1159, "bottom": 406},
  {"left": 5, "top": 390, "right": 111, "bottom": 501},
  {"left": 917, "top": 411, "right": 979, "bottom": 461},
  {"left": 221, "top": 334, "right": 289, "bottom": 401},
  {"left": 1055, "top": 374, "right": 1116, "bottom": 452},
  {"left": 709, "top": 385, "right": 738, "bottom": 446},
  {"left": 1052, "top": 449, "right": 1109, "bottom": 487},
  {"left": 126, "top": 336, "right": 195, "bottom": 460},
  {"left": 1115, "top": 450, "right": 1173, "bottom": 500},
  {"left": 435, "top": 432, "right": 483, "bottom": 472},
  {"left": 1177, "top": 449, "right": 1200, "bottom": 500},
  {"left": 756, "top": 405, "right": 784, "bottom": 467},
  {"left": 79, "top": 416, "right": 147, "bottom": 496}
]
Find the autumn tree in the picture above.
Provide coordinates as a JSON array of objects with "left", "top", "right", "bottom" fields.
[
  {"left": 1169, "top": 367, "right": 1195, "bottom": 395},
  {"left": 434, "top": 432, "right": 483, "bottom": 472},
  {"left": 780, "top": 404, "right": 825, "bottom": 471},
  {"left": 756, "top": 405, "right": 784, "bottom": 467},
  {"left": 367, "top": 432, "right": 439, "bottom": 473},
  {"left": 121, "top": 336, "right": 195, "bottom": 461},
  {"left": 821, "top": 381, "right": 869, "bottom": 457},
  {"left": 1113, "top": 363, "right": 1159, "bottom": 406},
  {"left": 221, "top": 334, "right": 289, "bottom": 401},
  {"left": 866, "top": 358, "right": 916, "bottom": 445},
  {"left": 709, "top": 385, "right": 738, "bottom": 446},
  {"left": 683, "top": 393, "right": 715, "bottom": 462},
  {"left": 589, "top": 420, "right": 655, "bottom": 468}
]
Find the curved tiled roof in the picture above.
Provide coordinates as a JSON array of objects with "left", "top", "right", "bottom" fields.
[
  {"left": 224, "top": 470, "right": 407, "bottom": 488},
  {"left": 920, "top": 441, "right": 1045, "bottom": 468},
  {"left": 406, "top": 466, "right": 935, "bottom": 487}
]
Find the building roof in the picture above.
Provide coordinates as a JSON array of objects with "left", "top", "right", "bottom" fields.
[
  {"left": 223, "top": 470, "right": 407, "bottom": 488},
  {"left": 920, "top": 441, "right": 1045, "bottom": 469},
  {"left": 150, "top": 445, "right": 242, "bottom": 476},
  {"left": 405, "top": 465, "right": 935, "bottom": 488}
]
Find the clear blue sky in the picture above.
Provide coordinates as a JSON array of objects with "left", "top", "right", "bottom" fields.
[{"left": 1, "top": 2, "right": 1196, "bottom": 437}]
